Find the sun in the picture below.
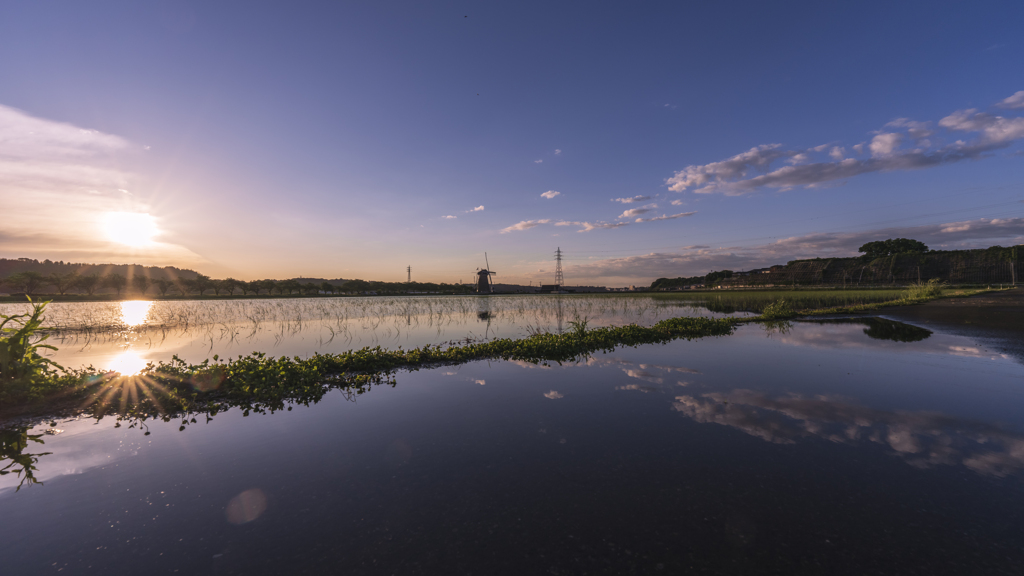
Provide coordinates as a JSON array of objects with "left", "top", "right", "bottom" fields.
[{"left": 102, "top": 212, "right": 158, "bottom": 247}]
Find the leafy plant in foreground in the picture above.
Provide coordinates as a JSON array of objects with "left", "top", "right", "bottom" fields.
[{"left": 0, "top": 299, "right": 63, "bottom": 403}]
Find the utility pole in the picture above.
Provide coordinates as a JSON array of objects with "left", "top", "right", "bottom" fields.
[
  {"left": 554, "top": 247, "right": 564, "bottom": 286},
  {"left": 407, "top": 265, "right": 411, "bottom": 283}
]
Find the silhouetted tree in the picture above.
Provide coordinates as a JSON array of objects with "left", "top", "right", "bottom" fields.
[
  {"left": 859, "top": 238, "right": 928, "bottom": 259},
  {"left": 193, "top": 274, "right": 213, "bottom": 296},
  {"left": 154, "top": 279, "right": 173, "bottom": 296},
  {"left": 131, "top": 275, "right": 151, "bottom": 295},
  {"left": 74, "top": 274, "right": 101, "bottom": 296},
  {"left": 4, "top": 272, "right": 46, "bottom": 295},
  {"left": 49, "top": 272, "right": 78, "bottom": 295},
  {"left": 103, "top": 274, "right": 127, "bottom": 297}
]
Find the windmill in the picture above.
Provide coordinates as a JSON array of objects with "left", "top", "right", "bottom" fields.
[{"left": 476, "top": 253, "right": 496, "bottom": 293}]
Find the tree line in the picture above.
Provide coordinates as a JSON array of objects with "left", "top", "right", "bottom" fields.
[{"left": 1, "top": 271, "right": 473, "bottom": 298}]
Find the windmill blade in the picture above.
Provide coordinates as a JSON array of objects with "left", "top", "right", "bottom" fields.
[{"left": 485, "top": 252, "right": 491, "bottom": 271}]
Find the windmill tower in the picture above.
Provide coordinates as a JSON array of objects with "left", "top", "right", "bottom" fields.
[
  {"left": 554, "top": 247, "right": 564, "bottom": 287},
  {"left": 407, "top": 265, "right": 411, "bottom": 283},
  {"left": 476, "top": 253, "right": 497, "bottom": 293}
]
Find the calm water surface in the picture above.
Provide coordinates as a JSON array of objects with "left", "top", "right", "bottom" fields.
[
  {"left": 2, "top": 319, "right": 1023, "bottom": 574},
  {"left": 1, "top": 295, "right": 746, "bottom": 372}
]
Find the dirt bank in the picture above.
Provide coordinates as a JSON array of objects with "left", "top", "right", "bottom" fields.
[{"left": 876, "top": 288, "right": 1024, "bottom": 360}]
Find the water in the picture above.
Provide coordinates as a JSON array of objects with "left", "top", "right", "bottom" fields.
[
  {"left": 0, "top": 295, "right": 747, "bottom": 373},
  {"left": 2, "top": 319, "right": 1023, "bottom": 574}
]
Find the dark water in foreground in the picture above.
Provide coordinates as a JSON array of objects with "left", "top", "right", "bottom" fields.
[{"left": 2, "top": 320, "right": 1024, "bottom": 575}]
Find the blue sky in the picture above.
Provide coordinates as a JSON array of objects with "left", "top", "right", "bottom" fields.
[{"left": 1, "top": 0, "right": 1022, "bottom": 285}]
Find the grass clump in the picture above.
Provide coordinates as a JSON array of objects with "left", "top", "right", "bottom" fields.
[
  {"left": 0, "top": 299, "right": 67, "bottom": 405},
  {"left": 758, "top": 299, "right": 795, "bottom": 320},
  {"left": 903, "top": 279, "right": 945, "bottom": 301}
]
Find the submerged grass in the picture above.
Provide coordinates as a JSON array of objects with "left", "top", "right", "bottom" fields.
[{"left": 1, "top": 313, "right": 736, "bottom": 423}]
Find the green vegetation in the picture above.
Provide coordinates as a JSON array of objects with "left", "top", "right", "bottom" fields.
[
  {"left": 858, "top": 238, "right": 928, "bottom": 259},
  {"left": 0, "top": 300, "right": 67, "bottom": 405}
]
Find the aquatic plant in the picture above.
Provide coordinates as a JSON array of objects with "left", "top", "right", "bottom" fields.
[
  {"left": 0, "top": 299, "right": 63, "bottom": 403},
  {"left": 758, "top": 299, "right": 795, "bottom": 320},
  {"left": 903, "top": 279, "right": 945, "bottom": 301}
]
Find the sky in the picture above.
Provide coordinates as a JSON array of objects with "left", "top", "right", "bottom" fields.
[{"left": 1, "top": 0, "right": 1022, "bottom": 286}]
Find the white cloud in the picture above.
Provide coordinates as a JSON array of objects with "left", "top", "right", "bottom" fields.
[
  {"left": 501, "top": 219, "right": 551, "bottom": 233},
  {"left": 0, "top": 103, "right": 204, "bottom": 265},
  {"left": 869, "top": 133, "right": 902, "bottom": 157},
  {"left": 666, "top": 92, "right": 1024, "bottom": 195},
  {"left": 534, "top": 159, "right": 543, "bottom": 163},
  {"left": 554, "top": 149, "right": 562, "bottom": 155},
  {"left": 997, "top": 91, "right": 1024, "bottom": 109},
  {"left": 543, "top": 390, "right": 564, "bottom": 399},
  {"left": 634, "top": 211, "right": 696, "bottom": 223},
  {"left": 612, "top": 195, "right": 651, "bottom": 203},
  {"left": 468, "top": 205, "right": 484, "bottom": 212},
  {"left": 618, "top": 207, "right": 653, "bottom": 219},
  {"left": 443, "top": 215, "right": 457, "bottom": 219},
  {"left": 670, "top": 199, "right": 684, "bottom": 206},
  {"left": 541, "top": 190, "right": 560, "bottom": 199}
]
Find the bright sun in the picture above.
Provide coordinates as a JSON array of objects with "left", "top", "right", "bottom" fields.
[{"left": 103, "top": 212, "right": 158, "bottom": 247}]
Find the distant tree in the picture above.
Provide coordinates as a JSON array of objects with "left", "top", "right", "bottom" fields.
[
  {"left": 320, "top": 281, "right": 335, "bottom": 295},
  {"left": 302, "top": 282, "right": 319, "bottom": 295},
  {"left": 193, "top": 274, "right": 213, "bottom": 296},
  {"left": 4, "top": 271, "right": 46, "bottom": 295},
  {"left": 154, "top": 279, "right": 173, "bottom": 296},
  {"left": 49, "top": 271, "right": 79, "bottom": 295},
  {"left": 74, "top": 274, "right": 101, "bottom": 296},
  {"left": 279, "top": 280, "right": 300, "bottom": 295},
  {"left": 221, "top": 278, "right": 242, "bottom": 295},
  {"left": 181, "top": 279, "right": 197, "bottom": 295},
  {"left": 104, "top": 274, "right": 127, "bottom": 297},
  {"left": 859, "top": 238, "right": 928, "bottom": 260},
  {"left": 131, "top": 275, "right": 151, "bottom": 295}
]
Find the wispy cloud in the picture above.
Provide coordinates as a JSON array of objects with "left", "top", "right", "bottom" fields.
[
  {"left": 554, "top": 149, "right": 562, "bottom": 155},
  {"left": 541, "top": 190, "right": 560, "bottom": 199},
  {"left": 501, "top": 219, "right": 551, "bottom": 233},
  {"left": 612, "top": 195, "right": 651, "bottom": 203},
  {"left": 534, "top": 159, "right": 543, "bottom": 164},
  {"left": 467, "top": 205, "right": 485, "bottom": 212},
  {"left": 618, "top": 207, "right": 654, "bottom": 219},
  {"left": 997, "top": 91, "right": 1024, "bottom": 110},
  {"left": 0, "top": 103, "right": 204, "bottom": 265},
  {"left": 634, "top": 211, "right": 696, "bottom": 223},
  {"left": 666, "top": 92, "right": 1024, "bottom": 196},
  {"left": 559, "top": 217, "right": 1024, "bottom": 283},
  {"left": 442, "top": 215, "right": 457, "bottom": 219}
]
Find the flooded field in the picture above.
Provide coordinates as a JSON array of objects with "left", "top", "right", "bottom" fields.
[
  {"left": 2, "top": 318, "right": 1023, "bottom": 574},
  {"left": 0, "top": 292, "right": 906, "bottom": 373}
]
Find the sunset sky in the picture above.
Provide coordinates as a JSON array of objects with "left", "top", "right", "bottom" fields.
[{"left": 1, "top": 1, "right": 1023, "bottom": 285}]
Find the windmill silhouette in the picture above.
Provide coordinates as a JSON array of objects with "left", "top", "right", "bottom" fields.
[{"left": 476, "top": 253, "right": 496, "bottom": 293}]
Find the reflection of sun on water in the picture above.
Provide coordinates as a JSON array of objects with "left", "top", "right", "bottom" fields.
[
  {"left": 120, "top": 301, "right": 153, "bottom": 327},
  {"left": 108, "top": 350, "right": 149, "bottom": 376}
]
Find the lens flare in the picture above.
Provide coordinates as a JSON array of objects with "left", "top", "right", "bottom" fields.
[
  {"left": 107, "top": 350, "right": 149, "bottom": 376},
  {"left": 120, "top": 301, "right": 153, "bottom": 327}
]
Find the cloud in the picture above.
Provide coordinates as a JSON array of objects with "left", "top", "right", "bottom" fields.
[
  {"left": 635, "top": 211, "right": 696, "bottom": 223},
  {"left": 0, "top": 103, "right": 205, "bottom": 265},
  {"left": 612, "top": 195, "right": 651, "bottom": 203},
  {"left": 443, "top": 215, "right": 457, "bottom": 219},
  {"left": 467, "top": 205, "right": 484, "bottom": 212},
  {"left": 670, "top": 199, "right": 684, "bottom": 206},
  {"left": 541, "top": 190, "right": 560, "bottom": 199},
  {"left": 534, "top": 159, "right": 543, "bottom": 164},
  {"left": 554, "top": 149, "right": 562, "bottom": 155},
  {"left": 869, "top": 133, "right": 902, "bottom": 157},
  {"left": 557, "top": 216, "right": 1024, "bottom": 283},
  {"left": 666, "top": 92, "right": 1024, "bottom": 195},
  {"left": 501, "top": 219, "right": 551, "bottom": 233},
  {"left": 997, "top": 91, "right": 1024, "bottom": 110},
  {"left": 543, "top": 390, "right": 564, "bottom": 399},
  {"left": 618, "top": 207, "right": 653, "bottom": 219}
]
